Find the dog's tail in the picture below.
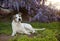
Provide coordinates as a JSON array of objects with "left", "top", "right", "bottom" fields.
[{"left": 34, "top": 28, "right": 45, "bottom": 30}]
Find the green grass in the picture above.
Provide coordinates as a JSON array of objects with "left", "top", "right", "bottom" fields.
[
  {"left": 0, "top": 22, "right": 12, "bottom": 35},
  {"left": 0, "top": 22, "right": 60, "bottom": 41}
]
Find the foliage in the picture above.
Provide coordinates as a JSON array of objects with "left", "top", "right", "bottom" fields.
[{"left": 0, "top": 0, "right": 60, "bottom": 22}]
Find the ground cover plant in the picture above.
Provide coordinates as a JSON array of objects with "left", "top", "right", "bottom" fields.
[{"left": 0, "top": 22, "right": 60, "bottom": 41}]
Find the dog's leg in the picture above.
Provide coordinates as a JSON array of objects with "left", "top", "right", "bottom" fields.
[
  {"left": 11, "top": 32, "right": 16, "bottom": 36},
  {"left": 28, "top": 27, "right": 35, "bottom": 33},
  {"left": 23, "top": 29, "right": 31, "bottom": 35},
  {"left": 11, "top": 30, "right": 16, "bottom": 36},
  {"left": 24, "top": 31, "right": 31, "bottom": 35},
  {"left": 32, "top": 30, "right": 35, "bottom": 33}
]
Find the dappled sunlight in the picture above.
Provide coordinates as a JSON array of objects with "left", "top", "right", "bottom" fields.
[{"left": 45, "top": 0, "right": 60, "bottom": 10}]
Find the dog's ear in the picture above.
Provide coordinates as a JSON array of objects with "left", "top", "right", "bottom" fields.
[
  {"left": 12, "top": 15, "right": 16, "bottom": 20},
  {"left": 18, "top": 12, "right": 22, "bottom": 15}
]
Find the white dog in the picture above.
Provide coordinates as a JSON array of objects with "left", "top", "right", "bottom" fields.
[{"left": 11, "top": 13, "right": 45, "bottom": 36}]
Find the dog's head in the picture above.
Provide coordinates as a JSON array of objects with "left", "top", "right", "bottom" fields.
[{"left": 13, "top": 13, "right": 22, "bottom": 22}]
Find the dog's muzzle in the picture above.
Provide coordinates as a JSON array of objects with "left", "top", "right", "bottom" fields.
[{"left": 19, "top": 18, "right": 21, "bottom": 21}]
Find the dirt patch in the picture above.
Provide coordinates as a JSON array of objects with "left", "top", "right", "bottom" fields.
[
  {"left": 0, "top": 34, "right": 11, "bottom": 41},
  {"left": 0, "top": 33, "right": 38, "bottom": 41}
]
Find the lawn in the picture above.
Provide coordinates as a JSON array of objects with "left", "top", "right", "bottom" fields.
[{"left": 0, "top": 22, "right": 60, "bottom": 41}]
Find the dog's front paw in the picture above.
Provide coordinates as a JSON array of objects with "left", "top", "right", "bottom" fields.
[
  {"left": 11, "top": 34, "right": 14, "bottom": 36},
  {"left": 11, "top": 33, "right": 15, "bottom": 36}
]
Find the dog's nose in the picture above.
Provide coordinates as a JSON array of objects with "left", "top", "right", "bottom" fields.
[{"left": 19, "top": 19, "right": 21, "bottom": 21}]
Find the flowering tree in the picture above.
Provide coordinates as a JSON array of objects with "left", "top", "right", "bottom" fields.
[{"left": 0, "top": 0, "right": 59, "bottom": 22}]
